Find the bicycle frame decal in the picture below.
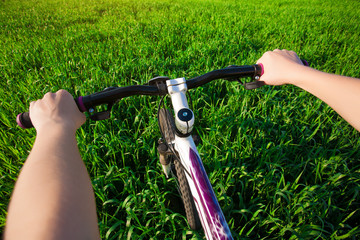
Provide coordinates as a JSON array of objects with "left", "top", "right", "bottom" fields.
[{"left": 188, "top": 148, "right": 233, "bottom": 240}]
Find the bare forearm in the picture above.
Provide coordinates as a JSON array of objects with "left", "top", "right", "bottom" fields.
[
  {"left": 5, "top": 128, "right": 100, "bottom": 240},
  {"left": 257, "top": 50, "right": 360, "bottom": 132},
  {"left": 291, "top": 67, "right": 360, "bottom": 131}
]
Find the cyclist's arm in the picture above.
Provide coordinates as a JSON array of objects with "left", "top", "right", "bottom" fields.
[
  {"left": 5, "top": 90, "right": 100, "bottom": 240},
  {"left": 257, "top": 49, "right": 360, "bottom": 132}
]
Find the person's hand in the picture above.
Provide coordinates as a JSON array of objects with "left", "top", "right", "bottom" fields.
[
  {"left": 257, "top": 49, "right": 306, "bottom": 86},
  {"left": 29, "top": 90, "right": 86, "bottom": 133}
]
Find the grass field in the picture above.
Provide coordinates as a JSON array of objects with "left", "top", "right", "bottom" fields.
[{"left": 1, "top": 0, "right": 360, "bottom": 239}]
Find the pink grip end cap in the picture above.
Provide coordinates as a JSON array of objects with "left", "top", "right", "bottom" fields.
[
  {"left": 16, "top": 114, "right": 26, "bottom": 129},
  {"left": 258, "top": 63, "right": 264, "bottom": 76}
]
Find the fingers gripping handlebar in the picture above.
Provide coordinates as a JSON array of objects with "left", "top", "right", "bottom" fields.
[
  {"left": 16, "top": 84, "right": 163, "bottom": 129},
  {"left": 16, "top": 97, "right": 88, "bottom": 129}
]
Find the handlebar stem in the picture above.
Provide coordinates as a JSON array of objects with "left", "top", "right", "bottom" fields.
[{"left": 166, "top": 78, "right": 194, "bottom": 135}]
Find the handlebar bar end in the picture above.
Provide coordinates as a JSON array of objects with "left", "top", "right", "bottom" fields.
[
  {"left": 301, "top": 59, "right": 309, "bottom": 66},
  {"left": 17, "top": 112, "right": 33, "bottom": 129},
  {"left": 76, "top": 96, "right": 87, "bottom": 112},
  {"left": 16, "top": 114, "right": 26, "bottom": 129},
  {"left": 257, "top": 63, "right": 264, "bottom": 76}
]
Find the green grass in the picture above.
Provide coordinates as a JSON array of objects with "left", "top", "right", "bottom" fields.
[{"left": 1, "top": 0, "right": 360, "bottom": 238}]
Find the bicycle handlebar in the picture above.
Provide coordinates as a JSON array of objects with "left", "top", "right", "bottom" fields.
[{"left": 17, "top": 62, "right": 309, "bottom": 129}]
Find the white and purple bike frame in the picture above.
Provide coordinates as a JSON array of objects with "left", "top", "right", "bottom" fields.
[{"left": 165, "top": 77, "right": 233, "bottom": 240}]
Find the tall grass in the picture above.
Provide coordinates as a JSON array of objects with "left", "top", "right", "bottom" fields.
[{"left": 1, "top": 0, "right": 360, "bottom": 238}]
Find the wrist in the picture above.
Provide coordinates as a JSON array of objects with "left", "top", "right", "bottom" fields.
[
  {"left": 287, "top": 65, "right": 316, "bottom": 86},
  {"left": 35, "top": 122, "right": 78, "bottom": 137}
]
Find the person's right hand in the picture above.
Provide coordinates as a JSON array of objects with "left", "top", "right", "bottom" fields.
[
  {"left": 257, "top": 49, "right": 307, "bottom": 86},
  {"left": 29, "top": 89, "right": 86, "bottom": 133}
]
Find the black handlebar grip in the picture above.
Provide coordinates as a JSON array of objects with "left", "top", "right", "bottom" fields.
[{"left": 17, "top": 112, "right": 33, "bottom": 129}]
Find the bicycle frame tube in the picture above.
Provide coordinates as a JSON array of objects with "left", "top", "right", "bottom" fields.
[{"left": 166, "top": 78, "right": 233, "bottom": 240}]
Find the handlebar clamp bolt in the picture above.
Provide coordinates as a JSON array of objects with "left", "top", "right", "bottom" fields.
[{"left": 178, "top": 109, "right": 193, "bottom": 122}]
